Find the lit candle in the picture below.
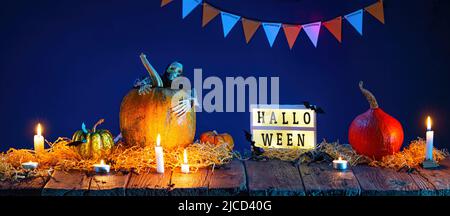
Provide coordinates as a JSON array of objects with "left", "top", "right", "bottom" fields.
[
  {"left": 34, "top": 123, "right": 45, "bottom": 153},
  {"left": 181, "top": 149, "right": 190, "bottom": 174},
  {"left": 21, "top": 161, "right": 38, "bottom": 170},
  {"left": 333, "top": 157, "right": 348, "bottom": 170},
  {"left": 93, "top": 159, "right": 110, "bottom": 173},
  {"left": 425, "top": 116, "right": 434, "bottom": 160},
  {"left": 155, "top": 134, "right": 165, "bottom": 173}
]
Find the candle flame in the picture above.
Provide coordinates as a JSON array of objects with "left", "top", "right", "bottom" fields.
[
  {"left": 427, "top": 116, "right": 432, "bottom": 131},
  {"left": 100, "top": 160, "right": 105, "bottom": 165},
  {"left": 156, "top": 134, "right": 161, "bottom": 147},
  {"left": 37, "top": 123, "right": 42, "bottom": 136},
  {"left": 183, "top": 149, "right": 188, "bottom": 164},
  {"left": 338, "top": 157, "right": 342, "bottom": 161}
]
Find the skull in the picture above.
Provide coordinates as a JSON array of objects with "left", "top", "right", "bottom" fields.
[{"left": 165, "top": 61, "right": 183, "bottom": 81}]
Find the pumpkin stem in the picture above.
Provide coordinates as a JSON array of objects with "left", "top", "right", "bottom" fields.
[
  {"left": 92, "top": 119, "right": 105, "bottom": 133},
  {"left": 359, "top": 81, "right": 379, "bottom": 109}
]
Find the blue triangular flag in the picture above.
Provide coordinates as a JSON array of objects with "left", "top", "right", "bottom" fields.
[
  {"left": 220, "top": 12, "right": 241, "bottom": 37},
  {"left": 303, "top": 22, "right": 321, "bottom": 48},
  {"left": 262, "top": 22, "right": 282, "bottom": 47},
  {"left": 344, "top": 9, "right": 363, "bottom": 35},
  {"left": 182, "top": 0, "right": 202, "bottom": 19}
]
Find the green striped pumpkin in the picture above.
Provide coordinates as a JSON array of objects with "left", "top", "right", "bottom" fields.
[{"left": 72, "top": 119, "right": 114, "bottom": 159}]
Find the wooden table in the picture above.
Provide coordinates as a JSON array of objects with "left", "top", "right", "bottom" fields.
[{"left": 1, "top": 158, "right": 449, "bottom": 196}]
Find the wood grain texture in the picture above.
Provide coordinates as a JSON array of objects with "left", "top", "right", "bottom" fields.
[
  {"left": 208, "top": 160, "right": 246, "bottom": 196},
  {"left": 245, "top": 160, "right": 305, "bottom": 196},
  {"left": 126, "top": 171, "right": 172, "bottom": 196},
  {"left": 170, "top": 168, "right": 210, "bottom": 196},
  {"left": 87, "top": 172, "right": 131, "bottom": 196},
  {"left": 353, "top": 165, "right": 421, "bottom": 196},
  {"left": 299, "top": 162, "right": 360, "bottom": 196},
  {"left": 0, "top": 175, "right": 49, "bottom": 196},
  {"left": 42, "top": 170, "right": 90, "bottom": 196},
  {"left": 413, "top": 158, "right": 450, "bottom": 195}
]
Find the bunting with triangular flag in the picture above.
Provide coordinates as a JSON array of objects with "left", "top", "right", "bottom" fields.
[
  {"left": 221, "top": 12, "right": 241, "bottom": 37},
  {"left": 365, "top": 0, "right": 385, "bottom": 24},
  {"left": 345, "top": 9, "right": 363, "bottom": 35},
  {"left": 161, "top": 0, "right": 174, "bottom": 7},
  {"left": 242, "top": 18, "right": 261, "bottom": 43},
  {"left": 161, "top": 0, "right": 173, "bottom": 7},
  {"left": 262, "top": 23, "right": 282, "bottom": 47},
  {"left": 182, "top": 0, "right": 202, "bottom": 19},
  {"left": 202, "top": 3, "right": 220, "bottom": 27},
  {"left": 323, "top": 16, "right": 342, "bottom": 43},
  {"left": 162, "top": 1, "right": 385, "bottom": 49},
  {"left": 303, "top": 22, "right": 321, "bottom": 47},
  {"left": 282, "top": 24, "right": 302, "bottom": 50}
]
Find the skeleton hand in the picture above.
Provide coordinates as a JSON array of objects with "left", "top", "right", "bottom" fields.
[
  {"left": 138, "top": 83, "right": 153, "bottom": 95},
  {"left": 171, "top": 90, "right": 199, "bottom": 119}
]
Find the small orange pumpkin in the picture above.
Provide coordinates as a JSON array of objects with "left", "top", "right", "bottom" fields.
[{"left": 199, "top": 130, "right": 234, "bottom": 150}]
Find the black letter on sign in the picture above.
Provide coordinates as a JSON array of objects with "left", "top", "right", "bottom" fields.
[
  {"left": 276, "top": 133, "right": 283, "bottom": 146},
  {"left": 261, "top": 133, "right": 273, "bottom": 146},
  {"left": 303, "top": 112, "right": 311, "bottom": 125},
  {"left": 269, "top": 112, "right": 277, "bottom": 124},
  {"left": 293, "top": 112, "right": 299, "bottom": 124},
  {"left": 297, "top": 134, "right": 305, "bottom": 146},
  {"left": 287, "top": 133, "right": 293, "bottom": 146},
  {"left": 282, "top": 112, "right": 288, "bottom": 125},
  {"left": 257, "top": 111, "right": 265, "bottom": 123}
]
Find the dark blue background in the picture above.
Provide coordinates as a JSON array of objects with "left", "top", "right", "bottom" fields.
[{"left": 1, "top": 0, "right": 449, "bottom": 152}]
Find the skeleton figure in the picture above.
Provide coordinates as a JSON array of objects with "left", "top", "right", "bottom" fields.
[{"left": 134, "top": 53, "right": 198, "bottom": 118}]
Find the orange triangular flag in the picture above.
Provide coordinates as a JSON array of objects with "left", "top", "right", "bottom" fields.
[
  {"left": 202, "top": 3, "right": 220, "bottom": 27},
  {"left": 323, "top": 16, "right": 342, "bottom": 43},
  {"left": 365, "top": 0, "right": 385, "bottom": 24},
  {"left": 161, "top": 0, "right": 173, "bottom": 7},
  {"left": 242, "top": 18, "right": 261, "bottom": 43},
  {"left": 282, "top": 24, "right": 301, "bottom": 49}
]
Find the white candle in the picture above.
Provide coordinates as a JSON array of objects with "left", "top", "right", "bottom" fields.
[
  {"left": 34, "top": 123, "right": 45, "bottom": 153},
  {"left": 181, "top": 149, "right": 190, "bottom": 174},
  {"left": 93, "top": 160, "right": 110, "bottom": 173},
  {"left": 22, "top": 161, "right": 38, "bottom": 170},
  {"left": 425, "top": 116, "right": 434, "bottom": 160},
  {"left": 333, "top": 157, "right": 348, "bottom": 170},
  {"left": 155, "top": 134, "right": 165, "bottom": 173}
]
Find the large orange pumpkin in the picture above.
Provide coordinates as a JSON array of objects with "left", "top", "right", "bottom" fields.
[{"left": 119, "top": 88, "right": 196, "bottom": 150}]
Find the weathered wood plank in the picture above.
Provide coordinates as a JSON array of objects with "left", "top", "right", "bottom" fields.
[
  {"left": 245, "top": 160, "right": 305, "bottom": 196},
  {"left": 87, "top": 172, "right": 131, "bottom": 196},
  {"left": 299, "top": 162, "right": 360, "bottom": 196},
  {"left": 126, "top": 171, "right": 172, "bottom": 196},
  {"left": 0, "top": 176, "right": 50, "bottom": 196},
  {"left": 170, "top": 168, "right": 210, "bottom": 196},
  {"left": 353, "top": 165, "right": 421, "bottom": 196},
  {"left": 208, "top": 160, "right": 246, "bottom": 196},
  {"left": 42, "top": 170, "right": 90, "bottom": 196},
  {"left": 412, "top": 158, "right": 450, "bottom": 196}
]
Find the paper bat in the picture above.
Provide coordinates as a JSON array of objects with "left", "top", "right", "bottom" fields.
[
  {"left": 303, "top": 101, "right": 325, "bottom": 114},
  {"left": 66, "top": 140, "right": 85, "bottom": 147}
]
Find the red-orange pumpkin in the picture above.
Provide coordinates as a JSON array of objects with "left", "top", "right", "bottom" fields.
[
  {"left": 200, "top": 130, "right": 234, "bottom": 150},
  {"left": 348, "top": 81, "right": 404, "bottom": 160}
]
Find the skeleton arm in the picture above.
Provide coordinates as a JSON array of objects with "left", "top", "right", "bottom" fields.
[
  {"left": 140, "top": 53, "right": 164, "bottom": 88},
  {"left": 171, "top": 89, "right": 199, "bottom": 119}
]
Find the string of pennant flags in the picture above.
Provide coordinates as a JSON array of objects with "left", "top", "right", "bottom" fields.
[{"left": 161, "top": 0, "right": 385, "bottom": 49}]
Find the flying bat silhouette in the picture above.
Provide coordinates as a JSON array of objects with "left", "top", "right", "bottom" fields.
[
  {"left": 244, "top": 130, "right": 265, "bottom": 155},
  {"left": 66, "top": 140, "right": 85, "bottom": 147},
  {"left": 303, "top": 101, "right": 325, "bottom": 114}
]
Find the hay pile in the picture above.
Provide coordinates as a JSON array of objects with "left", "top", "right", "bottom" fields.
[
  {"left": 260, "top": 138, "right": 448, "bottom": 168},
  {"left": 369, "top": 138, "right": 448, "bottom": 169},
  {"left": 0, "top": 137, "right": 233, "bottom": 181}
]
